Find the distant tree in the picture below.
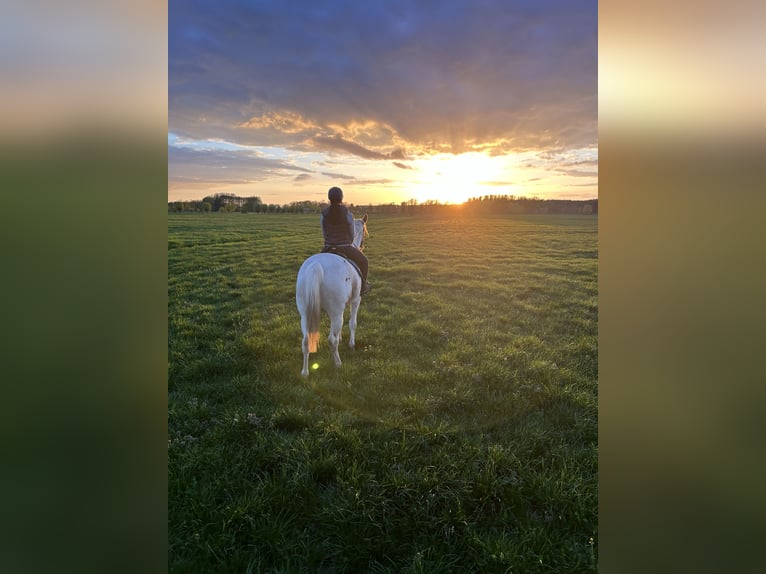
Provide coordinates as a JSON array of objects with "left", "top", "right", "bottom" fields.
[
  {"left": 201, "top": 201, "right": 212, "bottom": 212},
  {"left": 243, "top": 197, "right": 262, "bottom": 212}
]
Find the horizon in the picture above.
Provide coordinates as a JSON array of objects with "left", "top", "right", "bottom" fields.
[
  {"left": 169, "top": 1, "right": 597, "bottom": 206},
  {"left": 168, "top": 191, "right": 599, "bottom": 208}
]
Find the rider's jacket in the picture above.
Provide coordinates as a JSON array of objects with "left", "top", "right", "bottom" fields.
[{"left": 321, "top": 205, "right": 354, "bottom": 247}]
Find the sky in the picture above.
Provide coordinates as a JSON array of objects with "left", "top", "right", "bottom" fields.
[{"left": 169, "top": 0, "right": 597, "bottom": 205}]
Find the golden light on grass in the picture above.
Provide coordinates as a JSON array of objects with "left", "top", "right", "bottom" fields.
[{"left": 409, "top": 152, "right": 507, "bottom": 204}]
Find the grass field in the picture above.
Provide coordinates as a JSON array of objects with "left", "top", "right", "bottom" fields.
[{"left": 168, "top": 211, "right": 598, "bottom": 572}]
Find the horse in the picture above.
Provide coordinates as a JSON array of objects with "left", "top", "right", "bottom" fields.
[{"left": 295, "top": 214, "right": 369, "bottom": 377}]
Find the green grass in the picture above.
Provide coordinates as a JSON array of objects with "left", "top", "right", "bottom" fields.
[{"left": 169, "top": 212, "right": 598, "bottom": 572}]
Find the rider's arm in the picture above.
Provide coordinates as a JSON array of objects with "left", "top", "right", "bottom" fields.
[
  {"left": 345, "top": 211, "right": 355, "bottom": 243},
  {"left": 320, "top": 211, "right": 329, "bottom": 243}
]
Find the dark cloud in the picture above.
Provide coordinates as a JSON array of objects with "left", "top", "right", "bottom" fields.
[
  {"left": 565, "top": 159, "right": 599, "bottom": 168},
  {"left": 312, "top": 135, "right": 406, "bottom": 160},
  {"left": 169, "top": 0, "right": 597, "bottom": 155},
  {"left": 321, "top": 171, "right": 357, "bottom": 180},
  {"left": 352, "top": 179, "right": 395, "bottom": 186},
  {"left": 393, "top": 162, "right": 414, "bottom": 170}
]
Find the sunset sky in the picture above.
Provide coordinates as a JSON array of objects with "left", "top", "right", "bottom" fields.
[{"left": 169, "top": 0, "right": 597, "bottom": 205}]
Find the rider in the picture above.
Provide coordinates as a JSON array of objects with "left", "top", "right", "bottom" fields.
[{"left": 321, "top": 186, "right": 372, "bottom": 296}]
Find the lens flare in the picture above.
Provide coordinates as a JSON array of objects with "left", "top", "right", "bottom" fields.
[{"left": 312, "top": 363, "right": 319, "bottom": 370}]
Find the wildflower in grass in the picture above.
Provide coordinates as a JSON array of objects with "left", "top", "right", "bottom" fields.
[{"left": 247, "top": 413, "right": 263, "bottom": 427}]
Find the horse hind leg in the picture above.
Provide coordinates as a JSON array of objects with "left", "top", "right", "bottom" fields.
[
  {"left": 301, "top": 333, "right": 311, "bottom": 377},
  {"left": 300, "top": 314, "right": 317, "bottom": 377},
  {"left": 328, "top": 313, "right": 344, "bottom": 368},
  {"left": 348, "top": 297, "right": 360, "bottom": 350}
]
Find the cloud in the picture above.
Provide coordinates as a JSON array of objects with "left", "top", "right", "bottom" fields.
[
  {"left": 168, "top": 145, "right": 312, "bottom": 185},
  {"left": 293, "top": 173, "right": 313, "bottom": 182},
  {"left": 557, "top": 169, "right": 599, "bottom": 178},
  {"left": 352, "top": 179, "right": 395, "bottom": 186},
  {"left": 393, "top": 162, "right": 414, "bottom": 170},
  {"left": 169, "top": 1, "right": 597, "bottom": 156},
  {"left": 565, "top": 159, "right": 599, "bottom": 168},
  {"left": 321, "top": 171, "right": 357, "bottom": 180},
  {"left": 311, "top": 135, "right": 406, "bottom": 160},
  {"left": 239, "top": 110, "right": 319, "bottom": 134}
]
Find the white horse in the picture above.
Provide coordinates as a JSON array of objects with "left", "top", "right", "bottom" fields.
[{"left": 295, "top": 214, "right": 369, "bottom": 377}]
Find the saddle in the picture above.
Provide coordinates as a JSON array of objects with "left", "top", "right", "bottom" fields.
[{"left": 321, "top": 246, "right": 363, "bottom": 281}]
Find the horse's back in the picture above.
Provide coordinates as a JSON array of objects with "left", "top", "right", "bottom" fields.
[
  {"left": 298, "top": 253, "right": 352, "bottom": 281},
  {"left": 296, "top": 253, "right": 358, "bottom": 309}
]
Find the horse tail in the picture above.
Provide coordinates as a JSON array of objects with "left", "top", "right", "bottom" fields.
[
  {"left": 306, "top": 289, "right": 320, "bottom": 353},
  {"left": 299, "top": 263, "right": 322, "bottom": 353}
]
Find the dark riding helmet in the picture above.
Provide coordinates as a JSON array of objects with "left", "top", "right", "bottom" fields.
[{"left": 328, "top": 186, "right": 343, "bottom": 203}]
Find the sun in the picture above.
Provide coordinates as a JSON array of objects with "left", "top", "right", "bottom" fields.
[{"left": 409, "top": 152, "right": 505, "bottom": 204}]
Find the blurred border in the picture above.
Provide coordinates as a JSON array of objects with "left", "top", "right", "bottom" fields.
[
  {"left": 600, "top": 1, "right": 766, "bottom": 572},
  {"left": 1, "top": 2, "right": 167, "bottom": 573}
]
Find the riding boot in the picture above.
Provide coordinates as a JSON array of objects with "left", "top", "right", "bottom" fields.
[{"left": 361, "top": 281, "right": 372, "bottom": 296}]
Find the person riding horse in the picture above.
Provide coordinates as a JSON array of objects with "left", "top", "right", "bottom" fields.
[{"left": 321, "top": 186, "right": 372, "bottom": 296}]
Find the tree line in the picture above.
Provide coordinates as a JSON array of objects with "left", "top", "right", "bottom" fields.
[
  {"left": 168, "top": 194, "right": 324, "bottom": 214},
  {"left": 169, "top": 193, "right": 597, "bottom": 215},
  {"left": 464, "top": 194, "right": 597, "bottom": 215}
]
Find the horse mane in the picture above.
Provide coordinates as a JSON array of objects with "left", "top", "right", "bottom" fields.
[{"left": 353, "top": 217, "right": 368, "bottom": 250}]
